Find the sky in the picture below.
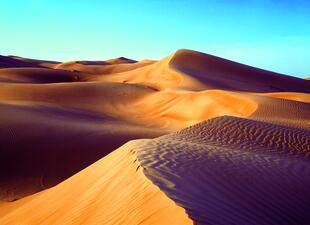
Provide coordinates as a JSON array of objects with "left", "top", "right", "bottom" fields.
[{"left": 1, "top": 0, "right": 310, "bottom": 78}]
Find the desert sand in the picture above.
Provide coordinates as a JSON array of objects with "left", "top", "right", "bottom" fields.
[{"left": 0, "top": 49, "right": 309, "bottom": 224}]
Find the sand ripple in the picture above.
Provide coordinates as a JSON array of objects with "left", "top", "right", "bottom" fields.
[{"left": 136, "top": 116, "right": 310, "bottom": 224}]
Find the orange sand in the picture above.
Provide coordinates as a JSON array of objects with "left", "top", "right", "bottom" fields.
[
  {"left": 0, "top": 143, "right": 191, "bottom": 224},
  {"left": 0, "top": 49, "right": 309, "bottom": 224}
]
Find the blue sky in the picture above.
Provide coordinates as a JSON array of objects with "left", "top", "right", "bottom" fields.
[{"left": 1, "top": 0, "right": 309, "bottom": 78}]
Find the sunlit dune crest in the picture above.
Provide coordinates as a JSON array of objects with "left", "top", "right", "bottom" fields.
[
  {"left": 0, "top": 143, "right": 191, "bottom": 225},
  {"left": 0, "top": 49, "right": 309, "bottom": 224}
]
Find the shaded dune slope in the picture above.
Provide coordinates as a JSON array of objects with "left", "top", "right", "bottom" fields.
[
  {"left": 0, "top": 143, "right": 191, "bottom": 225},
  {"left": 0, "top": 68, "right": 82, "bottom": 84},
  {"left": 0, "top": 101, "right": 166, "bottom": 201},
  {"left": 170, "top": 49, "right": 310, "bottom": 92},
  {"left": 135, "top": 116, "right": 310, "bottom": 224},
  {"left": 0, "top": 55, "right": 59, "bottom": 69},
  {"left": 0, "top": 56, "right": 45, "bottom": 69}
]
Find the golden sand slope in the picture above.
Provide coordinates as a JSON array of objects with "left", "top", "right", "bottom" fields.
[
  {"left": 0, "top": 142, "right": 191, "bottom": 225},
  {"left": 92, "top": 49, "right": 310, "bottom": 92},
  {"left": 0, "top": 82, "right": 258, "bottom": 131}
]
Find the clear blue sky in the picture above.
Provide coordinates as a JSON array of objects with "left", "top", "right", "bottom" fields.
[{"left": 1, "top": 0, "right": 309, "bottom": 78}]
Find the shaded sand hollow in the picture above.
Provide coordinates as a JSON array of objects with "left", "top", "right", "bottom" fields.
[{"left": 0, "top": 49, "right": 309, "bottom": 224}]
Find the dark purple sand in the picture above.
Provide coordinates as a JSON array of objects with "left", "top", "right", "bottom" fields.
[{"left": 137, "top": 116, "right": 310, "bottom": 225}]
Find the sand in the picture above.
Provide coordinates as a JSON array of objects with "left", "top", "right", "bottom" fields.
[
  {"left": 136, "top": 116, "right": 310, "bottom": 224},
  {"left": 0, "top": 142, "right": 191, "bottom": 225},
  {"left": 258, "top": 92, "right": 310, "bottom": 103},
  {"left": 0, "top": 49, "right": 309, "bottom": 224}
]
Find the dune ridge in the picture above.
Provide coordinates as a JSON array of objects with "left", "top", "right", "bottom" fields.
[
  {"left": 91, "top": 49, "right": 310, "bottom": 93},
  {"left": 169, "top": 49, "right": 310, "bottom": 92},
  {"left": 136, "top": 116, "right": 310, "bottom": 224},
  {"left": 0, "top": 49, "right": 309, "bottom": 224},
  {"left": 0, "top": 142, "right": 191, "bottom": 225}
]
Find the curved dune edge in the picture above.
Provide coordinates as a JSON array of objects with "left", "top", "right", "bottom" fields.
[
  {"left": 168, "top": 49, "right": 310, "bottom": 93},
  {"left": 136, "top": 89, "right": 258, "bottom": 129},
  {"left": 0, "top": 142, "right": 192, "bottom": 225},
  {"left": 247, "top": 94, "right": 310, "bottom": 130},
  {"left": 257, "top": 92, "right": 310, "bottom": 103},
  {"left": 135, "top": 116, "right": 310, "bottom": 224},
  {"left": 0, "top": 82, "right": 258, "bottom": 131},
  {"left": 54, "top": 59, "right": 154, "bottom": 75},
  {"left": 94, "top": 49, "right": 309, "bottom": 92}
]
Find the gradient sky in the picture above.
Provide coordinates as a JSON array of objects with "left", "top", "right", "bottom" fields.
[{"left": 1, "top": 0, "right": 310, "bottom": 78}]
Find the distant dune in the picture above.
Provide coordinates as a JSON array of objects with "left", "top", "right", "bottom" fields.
[
  {"left": 91, "top": 49, "right": 310, "bottom": 92},
  {"left": 0, "top": 49, "right": 309, "bottom": 224}
]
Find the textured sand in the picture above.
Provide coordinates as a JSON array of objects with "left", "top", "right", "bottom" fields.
[
  {"left": 258, "top": 92, "right": 310, "bottom": 103},
  {"left": 136, "top": 116, "right": 310, "bottom": 224},
  {"left": 0, "top": 49, "right": 309, "bottom": 224}
]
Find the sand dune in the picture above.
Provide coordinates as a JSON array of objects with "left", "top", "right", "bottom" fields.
[
  {"left": 0, "top": 101, "right": 166, "bottom": 201},
  {"left": 0, "top": 68, "right": 81, "bottom": 84},
  {"left": 54, "top": 57, "right": 154, "bottom": 74},
  {"left": 0, "top": 49, "right": 309, "bottom": 224},
  {"left": 0, "top": 55, "right": 59, "bottom": 69},
  {"left": 137, "top": 116, "right": 310, "bottom": 224},
  {"left": 2, "top": 116, "right": 309, "bottom": 224},
  {"left": 92, "top": 49, "right": 310, "bottom": 92},
  {"left": 170, "top": 49, "right": 310, "bottom": 92},
  {"left": 0, "top": 55, "right": 45, "bottom": 69},
  {"left": 0, "top": 143, "right": 191, "bottom": 225}
]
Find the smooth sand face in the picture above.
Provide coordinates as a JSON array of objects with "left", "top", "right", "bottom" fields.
[
  {"left": 0, "top": 49, "right": 309, "bottom": 224},
  {"left": 0, "top": 142, "right": 191, "bottom": 225}
]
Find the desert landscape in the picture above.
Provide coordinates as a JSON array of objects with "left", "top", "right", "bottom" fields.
[{"left": 0, "top": 48, "right": 309, "bottom": 224}]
